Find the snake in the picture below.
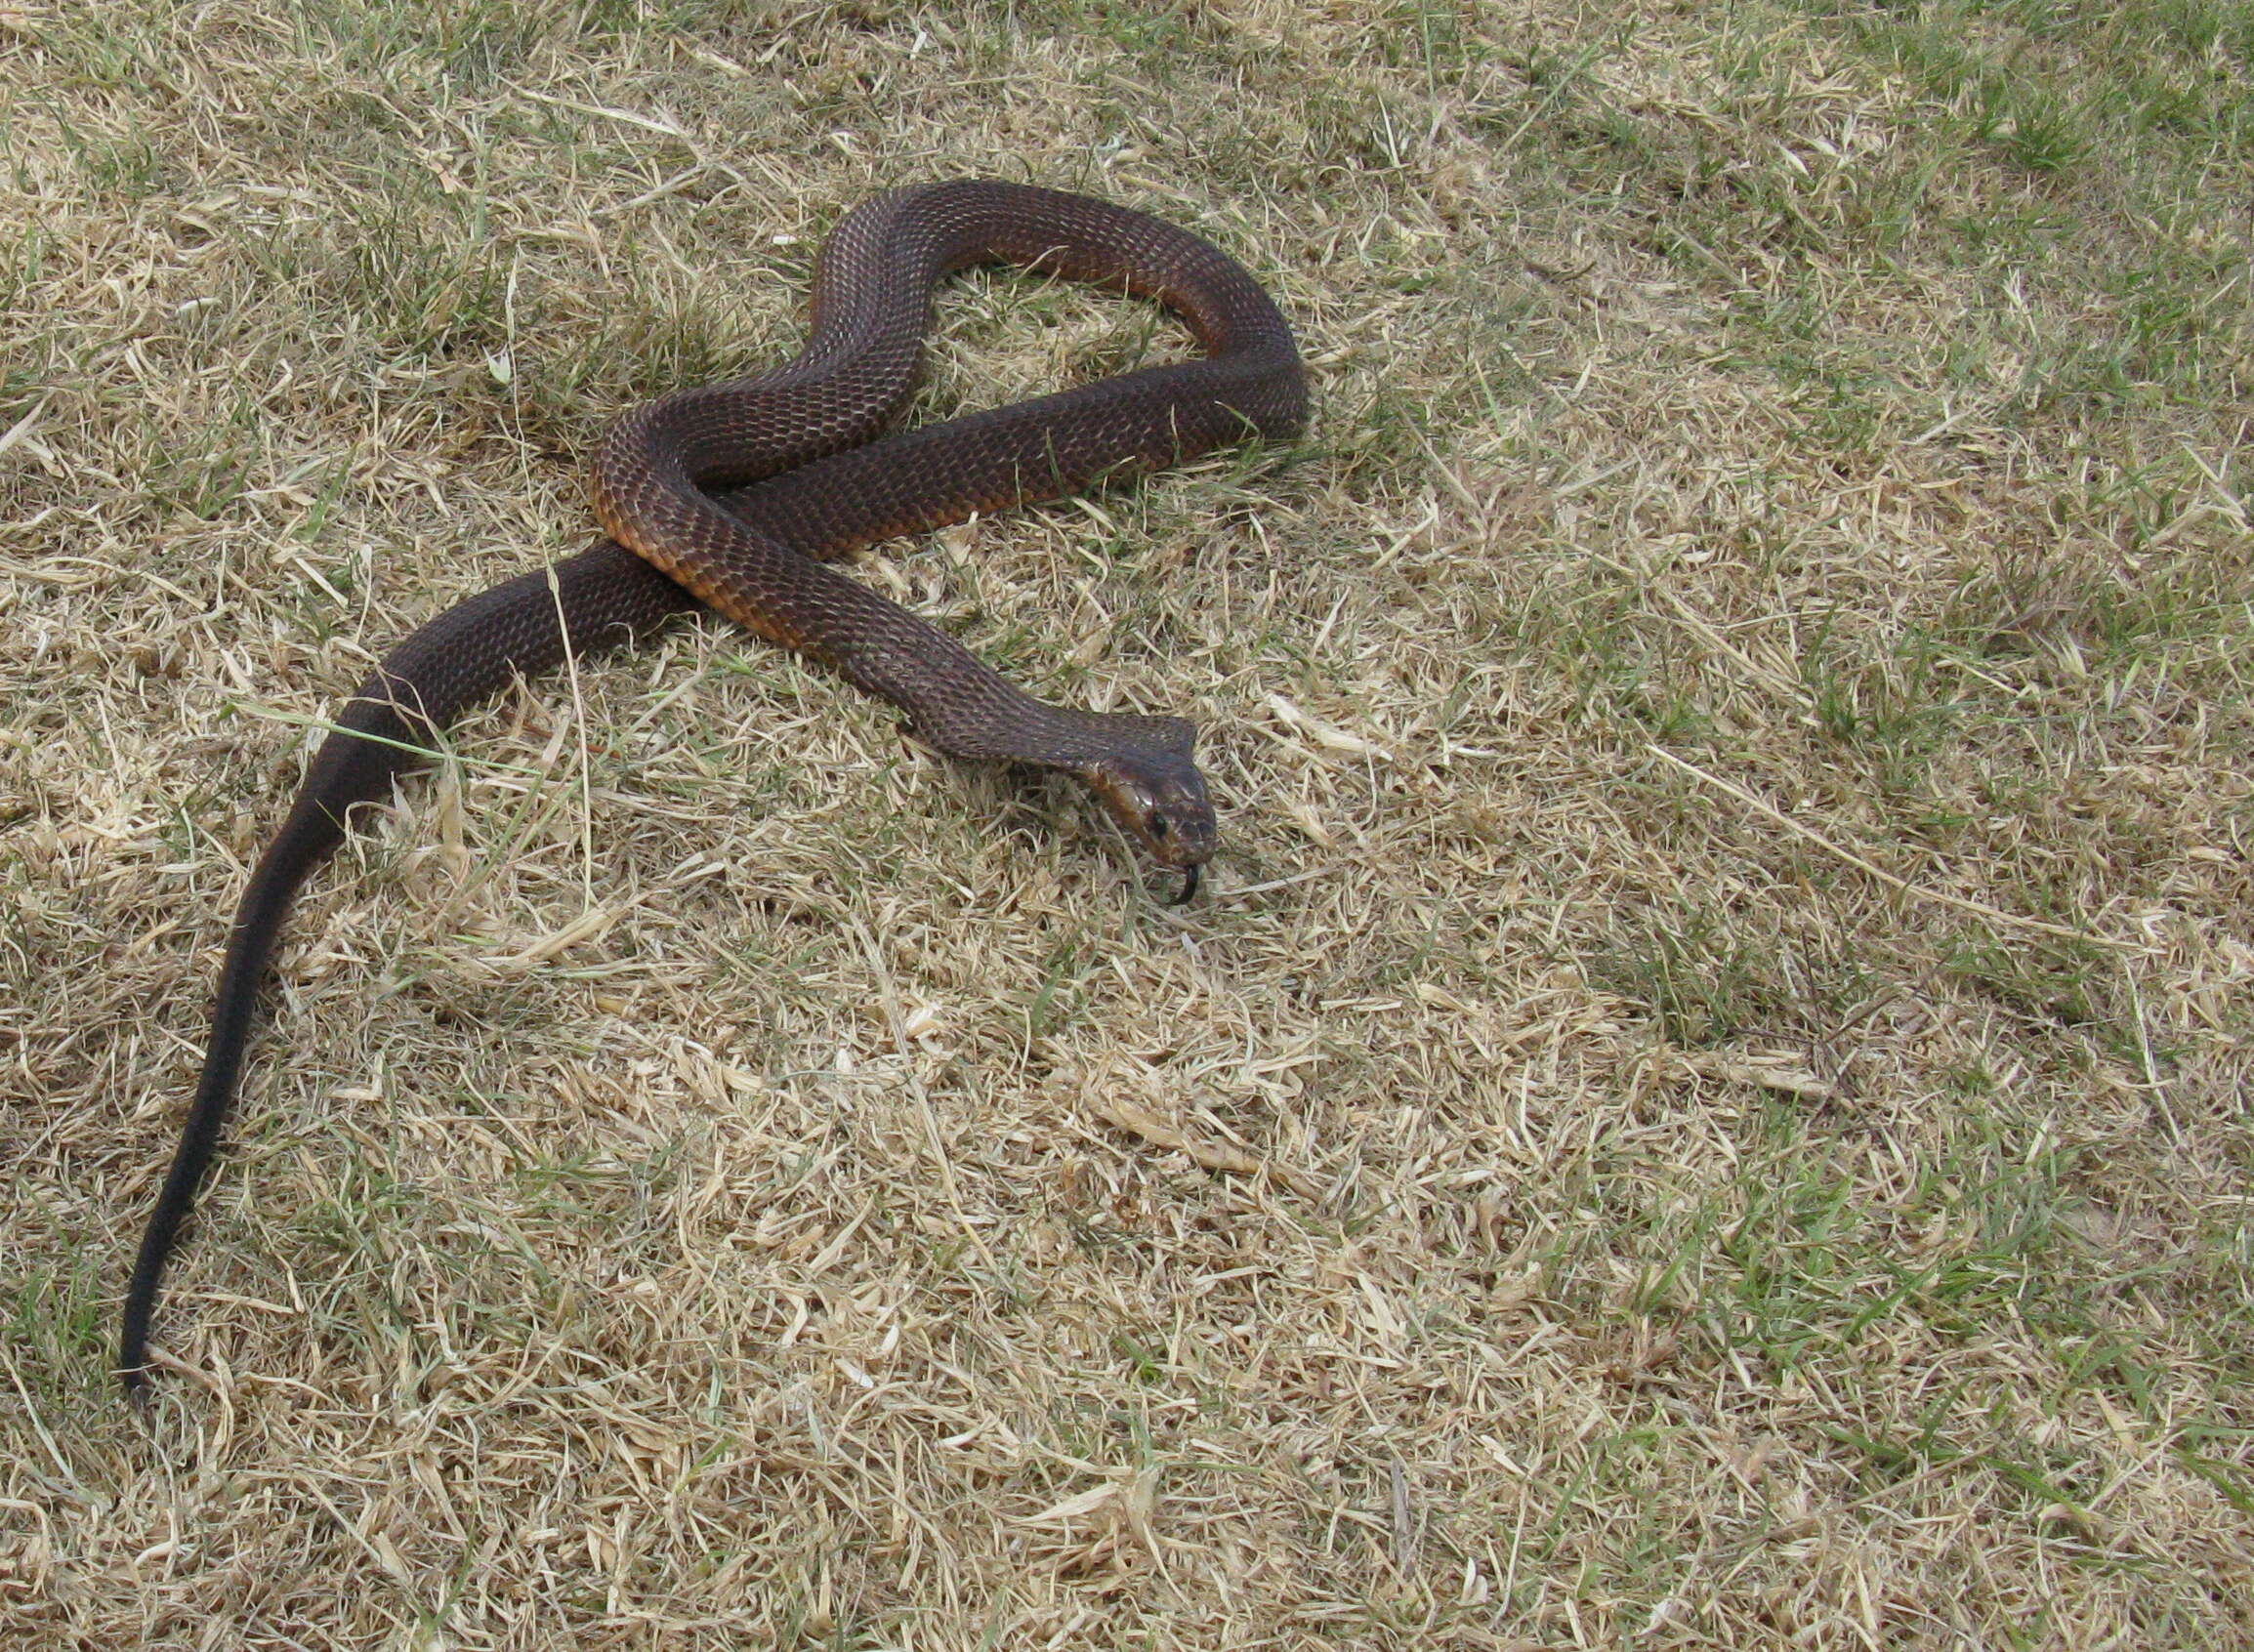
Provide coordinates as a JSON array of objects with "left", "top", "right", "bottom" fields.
[{"left": 117, "top": 180, "right": 1308, "bottom": 1395}]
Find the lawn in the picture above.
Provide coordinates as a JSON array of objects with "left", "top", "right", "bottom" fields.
[{"left": 2, "top": 1, "right": 2250, "bottom": 1646}]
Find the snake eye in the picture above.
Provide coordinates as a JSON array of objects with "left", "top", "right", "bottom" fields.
[{"left": 1149, "top": 815, "right": 1171, "bottom": 838}]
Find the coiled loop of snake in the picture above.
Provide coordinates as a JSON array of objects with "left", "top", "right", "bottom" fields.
[
  {"left": 592, "top": 180, "right": 1308, "bottom": 872},
  {"left": 118, "top": 180, "right": 1307, "bottom": 1395}
]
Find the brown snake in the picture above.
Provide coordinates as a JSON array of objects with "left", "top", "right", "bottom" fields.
[{"left": 119, "top": 180, "right": 1308, "bottom": 1395}]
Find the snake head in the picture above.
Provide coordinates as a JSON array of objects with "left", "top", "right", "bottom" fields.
[{"left": 1076, "top": 750, "right": 1218, "bottom": 879}]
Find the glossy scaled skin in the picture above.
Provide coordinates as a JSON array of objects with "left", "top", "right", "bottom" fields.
[
  {"left": 119, "top": 180, "right": 1306, "bottom": 1396},
  {"left": 591, "top": 180, "right": 1307, "bottom": 862}
]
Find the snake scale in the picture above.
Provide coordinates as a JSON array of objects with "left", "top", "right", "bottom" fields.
[{"left": 118, "top": 180, "right": 1308, "bottom": 1395}]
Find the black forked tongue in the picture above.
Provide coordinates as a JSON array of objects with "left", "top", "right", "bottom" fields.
[{"left": 1170, "top": 863, "right": 1202, "bottom": 905}]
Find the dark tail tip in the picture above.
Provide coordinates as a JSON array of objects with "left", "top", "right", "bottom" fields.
[{"left": 117, "top": 1330, "right": 157, "bottom": 1411}]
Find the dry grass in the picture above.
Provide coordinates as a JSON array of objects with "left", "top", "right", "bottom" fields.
[{"left": 4, "top": 0, "right": 2252, "bottom": 1646}]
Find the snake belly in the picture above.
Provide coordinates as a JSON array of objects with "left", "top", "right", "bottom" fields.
[{"left": 117, "top": 179, "right": 1307, "bottom": 1395}]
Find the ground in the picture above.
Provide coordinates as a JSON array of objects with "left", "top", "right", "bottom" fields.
[{"left": 1, "top": 1, "right": 2250, "bottom": 1647}]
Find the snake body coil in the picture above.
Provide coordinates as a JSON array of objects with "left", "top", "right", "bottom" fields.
[{"left": 118, "top": 180, "right": 1307, "bottom": 1393}]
